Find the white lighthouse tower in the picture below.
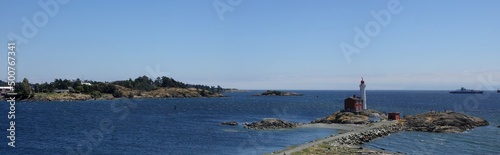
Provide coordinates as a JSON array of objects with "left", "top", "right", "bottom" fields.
[{"left": 360, "top": 77, "right": 367, "bottom": 110}]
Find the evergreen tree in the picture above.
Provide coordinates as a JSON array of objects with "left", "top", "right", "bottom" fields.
[{"left": 14, "top": 78, "right": 33, "bottom": 99}]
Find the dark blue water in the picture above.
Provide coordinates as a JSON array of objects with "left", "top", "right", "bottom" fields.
[{"left": 0, "top": 91, "right": 499, "bottom": 155}]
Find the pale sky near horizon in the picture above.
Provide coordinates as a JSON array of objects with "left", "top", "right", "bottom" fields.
[{"left": 1, "top": 0, "right": 499, "bottom": 90}]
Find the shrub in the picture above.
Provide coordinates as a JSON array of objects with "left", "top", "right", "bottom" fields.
[
  {"left": 127, "top": 92, "right": 134, "bottom": 98},
  {"left": 90, "top": 91, "right": 102, "bottom": 99},
  {"left": 113, "top": 90, "right": 123, "bottom": 98}
]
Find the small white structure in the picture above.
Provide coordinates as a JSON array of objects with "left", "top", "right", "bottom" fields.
[
  {"left": 0, "top": 86, "right": 14, "bottom": 95},
  {"left": 359, "top": 77, "right": 367, "bottom": 110}
]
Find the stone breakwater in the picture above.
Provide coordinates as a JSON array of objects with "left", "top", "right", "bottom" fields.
[{"left": 333, "top": 123, "right": 405, "bottom": 146}]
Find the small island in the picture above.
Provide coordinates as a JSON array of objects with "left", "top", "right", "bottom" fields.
[{"left": 253, "top": 90, "right": 303, "bottom": 96}]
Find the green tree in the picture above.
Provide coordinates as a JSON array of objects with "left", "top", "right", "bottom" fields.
[
  {"left": 73, "top": 78, "right": 82, "bottom": 88},
  {"left": 134, "top": 75, "right": 155, "bottom": 91},
  {"left": 217, "top": 85, "right": 223, "bottom": 93},
  {"left": 75, "top": 86, "right": 84, "bottom": 93},
  {"left": 200, "top": 90, "right": 207, "bottom": 97},
  {"left": 127, "top": 92, "right": 134, "bottom": 98},
  {"left": 154, "top": 77, "right": 162, "bottom": 87},
  {"left": 82, "top": 85, "right": 93, "bottom": 94},
  {"left": 14, "top": 78, "right": 33, "bottom": 99},
  {"left": 90, "top": 91, "right": 102, "bottom": 99},
  {"left": 113, "top": 90, "right": 123, "bottom": 98}
]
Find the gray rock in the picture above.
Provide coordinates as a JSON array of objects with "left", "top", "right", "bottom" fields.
[
  {"left": 311, "top": 109, "right": 388, "bottom": 124},
  {"left": 221, "top": 121, "right": 238, "bottom": 126},
  {"left": 244, "top": 118, "right": 300, "bottom": 130},
  {"left": 404, "top": 111, "right": 489, "bottom": 133}
]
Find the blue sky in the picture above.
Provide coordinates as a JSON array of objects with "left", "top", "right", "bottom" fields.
[{"left": 1, "top": 0, "right": 499, "bottom": 90}]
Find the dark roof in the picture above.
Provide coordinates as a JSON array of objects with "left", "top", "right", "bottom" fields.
[{"left": 345, "top": 97, "right": 363, "bottom": 101}]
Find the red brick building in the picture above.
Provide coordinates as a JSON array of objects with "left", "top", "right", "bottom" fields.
[
  {"left": 344, "top": 95, "right": 364, "bottom": 112},
  {"left": 388, "top": 112, "right": 400, "bottom": 120}
]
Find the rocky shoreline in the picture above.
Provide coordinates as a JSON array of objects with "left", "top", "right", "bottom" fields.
[
  {"left": 23, "top": 93, "right": 112, "bottom": 102},
  {"left": 224, "top": 111, "right": 489, "bottom": 134},
  {"left": 311, "top": 109, "right": 388, "bottom": 124},
  {"left": 403, "top": 111, "right": 489, "bottom": 133},
  {"left": 18, "top": 87, "right": 225, "bottom": 102}
]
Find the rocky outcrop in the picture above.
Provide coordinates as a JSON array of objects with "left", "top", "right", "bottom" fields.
[
  {"left": 116, "top": 85, "right": 224, "bottom": 98},
  {"left": 27, "top": 85, "right": 225, "bottom": 102},
  {"left": 311, "top": 110, "right": 488, "bottom": 133},
  {"left": 403, "top": 111, "right": 489, "bottom": 133},
  {"left": 333, "top": 124, "right": 405, "bottom": 145},
  {"left": 254, "top": 90, "right": 303, "bottom": 96},
  {"left": 30, "top": 93, "right": 112, "bottom": 101},
  {"left": 221, "top": 121, "right": 238, "bottom": 126},
  {"left": 311, "top": 109, "right": 387, "bottom": 124},
  {"left": 244, "top": 118, "right": 301, "bottom": 130}
]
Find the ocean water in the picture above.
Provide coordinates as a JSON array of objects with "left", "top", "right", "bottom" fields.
[{"left": 0, "top": 90, "right": 499, "bottom": 155}]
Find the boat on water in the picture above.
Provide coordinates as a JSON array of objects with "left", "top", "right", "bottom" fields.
[{"left": 449, "top": 87, "right": 484, "bottom": 94}]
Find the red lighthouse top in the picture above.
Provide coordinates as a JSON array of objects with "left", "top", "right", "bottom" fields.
[{"left": 361, "top": 77, "right": 365, "bottom": 84}]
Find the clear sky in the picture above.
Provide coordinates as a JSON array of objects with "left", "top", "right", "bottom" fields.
[{"left": 1, "top": 0, "right": 499, "bottom": 90}]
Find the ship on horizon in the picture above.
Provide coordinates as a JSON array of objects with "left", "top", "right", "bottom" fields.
[{"left": 449, "top": 87, "right": 484, "bottom": 94}]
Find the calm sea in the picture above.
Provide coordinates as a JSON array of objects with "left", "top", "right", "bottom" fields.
[{"left": 1, "top": 91, "right": 499, "bottom": 155}]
